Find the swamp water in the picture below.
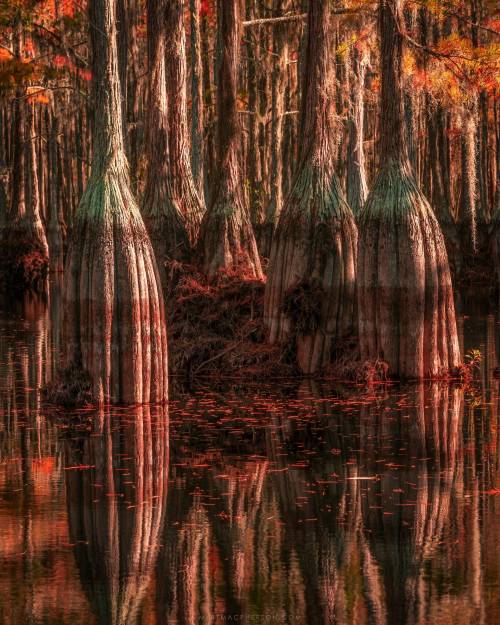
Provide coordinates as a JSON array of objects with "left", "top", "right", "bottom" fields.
[{"left": 0, "top": 281, "right": 499, "bottom": 625}]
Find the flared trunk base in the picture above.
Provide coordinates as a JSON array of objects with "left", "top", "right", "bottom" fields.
[
  {"left": 64, "top": 171, "right": 169, "bottom": 405},
  {"left": 264, "top": 171, "right": 357, "bottom": 375},
  {"left": 358, "top": 164, "right": 461, "bottom": 379}
]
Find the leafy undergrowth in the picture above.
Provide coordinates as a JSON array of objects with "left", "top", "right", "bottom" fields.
[
  {"left": 167, "top": 264, "right": 378, "bottom": 383},
  {"left": 457, "top": 349, "right": 482, "bottom": 384},
  {"left": 0, "top": 238, "right": 48, "bottom": 294},
  {"left": 167, "top": 262, "right": 296, "bottom": 379},
  {"left": 327, "top": 335, "right": 388, "bottom": 385}
]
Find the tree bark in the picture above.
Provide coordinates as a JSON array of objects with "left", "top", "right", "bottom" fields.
[
  {"left": 264, "top": 0, "right": 358, "bottom": 374},
  {"left": 245, "top": 0, "right": 263, "bottom": 230},
  {"left": 47, "top": 110, "right": 66, "bottom": 273},
  {"left": 357, "top": 0, "right": 460, "bottom": 379},
  {"left": 0, "top": 19, "right": 49, "bottom": 294},
  {"left": 165, "top": 0, "right": 204, "bottom": 243},
  {"left": 63, "top": 0, "right": 168, "bottom": 405},
  {"left": 143, "top": 0, "right": 192, "bottom": 270},
  {"left": 25, "top": 102, "right": 49, "bottom": 259},
  {"left": 190, "top": 0, "right": 205, "bottom": 199},
  {"left": 197, "top": 0, "right": 263, "bottom": 280},
  {"left": 201, "top": 10, "right": 216, "bottom": 195},
  {"left": 10, "top": 89, "right": 26, "bottom": 224},
  {"left": 259, "top": 1, "right": 290, "bottom": 257},
  {"left": 346, "top": 45, "right": 369, "bottom": 216},
  {"left": 489, "top": 97, "right": 500, "bottom": 287}
]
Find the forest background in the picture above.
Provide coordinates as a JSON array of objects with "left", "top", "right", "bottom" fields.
[{"left": 0, "top": 0, "right": 498, "bottom": 388}]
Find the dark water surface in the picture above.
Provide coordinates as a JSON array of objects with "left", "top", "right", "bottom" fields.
[{"left": 0, "top": 282, "right": 499, "bottom": 625}]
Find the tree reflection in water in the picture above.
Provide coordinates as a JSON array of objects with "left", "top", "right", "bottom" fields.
[
  {"left": 158, "top": 380, "right": 495, "bottom": 625},
  {"left": 65, "top": 404, "right": 169, "bottom": 625},
  {"left": 359, "top": 384, "right": 463, "bottom": 625},
  {"left": 0, "top": 295, "right": 498, "bottom": 625}
]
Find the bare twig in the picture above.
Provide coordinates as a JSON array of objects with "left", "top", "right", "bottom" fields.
[
  {"left": 193, "top": 340, "right": 245, "bottom": 374},
  {"left": 242, "top": 13, "right": 307, "bottom": 27},
  {"left": 242, "top": 7, "right": 367, "bottom": 28}
]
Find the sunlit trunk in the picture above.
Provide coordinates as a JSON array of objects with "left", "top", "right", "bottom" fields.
[
  {"left": 63, "top": 0, "right": 168, "bottom": 404},
  {"left": 264, "top": 0, "right": 357, "bottom": 374},
  {"left": 357, "top": 0, "right": 460, "bottom": 379}
]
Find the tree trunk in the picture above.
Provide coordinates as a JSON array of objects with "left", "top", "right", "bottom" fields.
[
  {"left": 165, "top": 0, "right": 204, "bottom": 242},
  {"left": 264, "top": 0, "right": 358, "bottom": 375},
  {"left": 63, "top": 0, "right": 168, "bottom": 405},
  {"left": 201, "top": 10, "right": 216, "bottom": 196},
  {"left": 259, "top": 0, "right": 290, "bottom": 258},
  {"left": 121, "top": 0, "right": 140, "bottom": 189},
  {"left": 143, "top": 0, "right": 192, "bottom": 271},
  {"left": 9, "top": 87, "right": 26, "bottom": 226},
  {"left": 197, "top": 0, "right": 263, "bottom": 280},
  {"left": 116, "top": 0, "right": 129, "bottom": 141},
  {"left": 489, "top": 96, "right": 500, "bottom": 287},
  {"left": 190, "top": 0, "right": 205, "bottom": 198},
  {"left": 357, "top": 0, "right": 460, "bottom": 379},
  {"left": 346, "top": 45, "right": 369, "bottom": 216},
  {"left": 26, "top": 103, "right": 49, "bottom": 258},
  {"left": 246, "top": 0, "right": 263, "bottom": 230},
  {"left": 47, "top": 110, "right": 66, "bottom": 273},
  {"left": 428, "top": 104, "right": 461, "bottom": 275},
  {"left": 0, "top": 19, "right": 49, "bottom": 294},
  {"left": 281, "top": 66, "right": 297, "bottom": 201},
  {"left": 422, "top": 12, "right": 461, "bottom": 273},
  {"left": 0, "top": 104, "right": 7, "bottom": 230},
  {"left": 75, "top": 101, "right": 85, "bottom": 201},
  {"left": 37, "top": 107, "right": 46, "bottom": 222}
]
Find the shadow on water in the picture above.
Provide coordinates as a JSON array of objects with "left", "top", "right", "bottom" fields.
[{"left": 0, "top": 284, "right": 499, "bottom": 624}]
